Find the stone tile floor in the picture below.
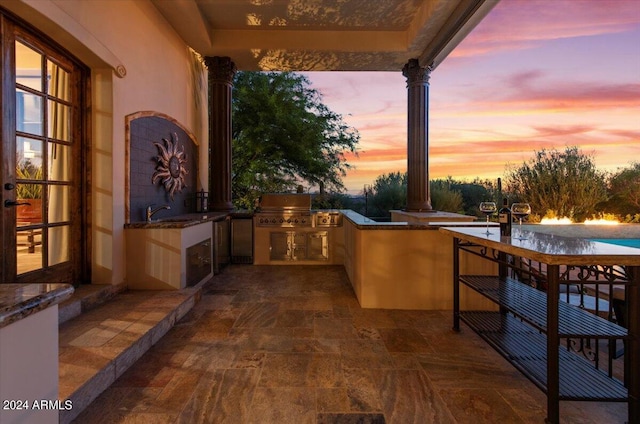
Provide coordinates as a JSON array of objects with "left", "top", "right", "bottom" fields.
[{"left": 74, "top": 265, "right": 627, "bottom": 423}]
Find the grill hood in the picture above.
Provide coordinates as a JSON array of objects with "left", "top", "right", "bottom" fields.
[{"left": 258, "top": 193, "right": 311, "bottom": 212}]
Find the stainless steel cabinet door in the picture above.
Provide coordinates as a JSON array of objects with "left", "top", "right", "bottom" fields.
[
  {"left": 291, "top": 232, "right": 307, "bottom": 260},
  {"left": 270, "top": 231, "right": 291, "bottom": 260},
  {"left": 307, "top": 231, "right": 328, "bottom": 260}
]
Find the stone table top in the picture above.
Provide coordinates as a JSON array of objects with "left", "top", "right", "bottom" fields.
[
  {"left": 439, "top": 226, "right": 640, "bottom": 266},
  {"left": 0, "top": 283, "right": 74, "bottom": 328},
  {"left": 522, "top": 223, "right": 640, "bottom": 239}
]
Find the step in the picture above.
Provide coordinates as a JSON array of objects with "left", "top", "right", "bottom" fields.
[
  {"left": 58, "top": 283, "right": 127, "bottom": 325},
  {"left": 57, "top": 287, "right": 202, "bottom": 424}
]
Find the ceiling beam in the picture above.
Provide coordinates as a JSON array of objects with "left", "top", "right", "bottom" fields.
[
  {"left": 151, "top": 0, "right": 212, "bottom": 52},
  {"left": 210, "top": 29, "right": 407, "bottom": 53},
  {"left": 420, "top": 0, "right": 499, "bottom": 69}
]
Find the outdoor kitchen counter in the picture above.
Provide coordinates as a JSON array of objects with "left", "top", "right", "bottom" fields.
[
  {"left": 0, "top": 283, "right": 74, "bottom": 328},
  {"left": 341, "top": 209, "right": 483, "bottom": 230},
  {"left": 124, "top": 212, "right": 229, "bottom": 229}
]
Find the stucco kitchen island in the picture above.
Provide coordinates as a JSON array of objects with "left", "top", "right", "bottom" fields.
[
  {"left": 0, "top": 283, "right": 74, "bottom": 424},
  {"left": 340, "top": 210, "right": 496, "bottom": 311}
]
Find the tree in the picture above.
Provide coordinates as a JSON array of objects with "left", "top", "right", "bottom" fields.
[
  {"left": 603, "top": 162, "right": 640, "bottom": 217},
  {"left": 449, "top": 178, "right": 498, "bottom": 216},
  {"left": 430, "top": 178, "right": 464, "bottom": 213},
  {"left": 232, "top": 71, "right": 360, "bottom": 209},
  {"left": 312, "top": 192, "right": 356, "bottom": 210},
  {"left": 505, "top": 146, "right": 607, "bottom": 222},
  {"left": 369, "top": 172, "right": 407, "bottom": 217},
  {"left": 368, "top": 173, "right": 466, "bottom": 216}
]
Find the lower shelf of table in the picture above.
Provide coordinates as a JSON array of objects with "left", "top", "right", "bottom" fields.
[
  {"left": 460, "top": 311, "right": 628, "bottom": 401},
  {"left": 459, "top": 275, "right": 627, "bottom": 339}
]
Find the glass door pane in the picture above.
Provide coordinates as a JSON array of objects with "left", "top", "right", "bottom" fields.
[
  {"left": 14, "top": 38, "right": 73, "bottom": 277},
  {"left": 15, "top": 40, "right": 42, "bottom": 90},
  {"left": 48, "top": 226, "right": 70, "bottom": 266}
]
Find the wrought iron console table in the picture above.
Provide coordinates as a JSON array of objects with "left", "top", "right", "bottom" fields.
[{"left": 440, "top": 226, "right": 639, "bottom": 424}]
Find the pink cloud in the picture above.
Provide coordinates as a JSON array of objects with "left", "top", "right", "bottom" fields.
[
  {"left": 451, "top": 0, "right": 640, "bottom": 59},
  {"left": 605, "top": 129, "right": 640, "bottom": 139},
  {"left": 505, "top": 70, "right": 546, "bottom": 90},
  {"left": 442, "top": 80, "right": 640, "bottom": 115},
  {"left": 507, "top": 80, "right": 640, "bottom": 104}
]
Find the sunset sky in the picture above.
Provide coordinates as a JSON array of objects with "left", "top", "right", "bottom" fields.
[{"left": 304, "top": 0, "right": 640, "bottom": 194}]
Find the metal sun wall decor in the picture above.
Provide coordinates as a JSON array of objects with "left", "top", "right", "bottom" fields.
[{"left": 152, "top": 132, "right": 188, "bottom": 200}]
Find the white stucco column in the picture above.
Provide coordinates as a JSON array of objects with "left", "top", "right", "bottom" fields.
[{"left": 402, "top": 59, "right": 432, "bottom": 212}]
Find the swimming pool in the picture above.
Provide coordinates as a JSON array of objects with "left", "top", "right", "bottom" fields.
[{"left": 590, "top": 238, "right": 640, "bottom": 249}]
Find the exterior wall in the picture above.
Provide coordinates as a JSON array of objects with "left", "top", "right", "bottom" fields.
[{"left": 2, "top": 0, "right": 207, "bottom": 285}]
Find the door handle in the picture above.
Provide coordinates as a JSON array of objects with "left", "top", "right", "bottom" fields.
[{"left": 4, "top": 199, "right": 31, "bottom": 207}]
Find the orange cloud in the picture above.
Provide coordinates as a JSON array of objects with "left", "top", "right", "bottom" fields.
[{"left": 344, "top": 147, "right": 406, "bottom": 162}]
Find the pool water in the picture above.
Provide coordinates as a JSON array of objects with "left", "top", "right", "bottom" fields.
[{"left": 590, "top": 238, "right": 640, "bottom": 249}]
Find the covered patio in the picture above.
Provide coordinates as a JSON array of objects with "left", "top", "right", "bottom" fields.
[{"left": 1, "top": 1, "right": 638, "bottom": 423}]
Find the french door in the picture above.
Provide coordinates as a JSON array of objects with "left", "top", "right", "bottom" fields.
[{"left": 1, "top": 14, "right": 87, "bottom": 283}]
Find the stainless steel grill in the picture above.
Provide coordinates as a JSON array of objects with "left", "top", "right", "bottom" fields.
[
  {"left": 254, "top": 194, "right": 343, "bottom": 228},
  {"left": 314, "top": 211, "right": 342, "bottom": 227},
  {"left": 255, "top": 194, "right": 312, "bottom": 228}
]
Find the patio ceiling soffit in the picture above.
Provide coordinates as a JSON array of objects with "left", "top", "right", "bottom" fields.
[{"left": 151, "top": 0, "right": 498, "bottom": 72}]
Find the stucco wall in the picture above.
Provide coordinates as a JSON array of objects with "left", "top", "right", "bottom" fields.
[
  {"left": 2, "top": 0, "right": 207, "bottom": 285},
  {"left": 343, "top": 218, "right": 497, "bottom": 310}
]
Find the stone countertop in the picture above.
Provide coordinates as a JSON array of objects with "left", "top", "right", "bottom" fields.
[
  {"left": 124, "top": 212, "right": 229, "bottom": 229},
  {"left": 0, "top": 283, "right": 74, "bottom": 328},
  {"left": 340, "top": 210, "right": 435, "bottom": 230},
  {"left": 439, "top": 226, "right": 640, "bottom": 266},
  {"left": 390, "top": 209, "right": 477, "bottom": 221},
  {"left": 340, "top": 210, "right": 489, "bottom": 230},
  {"left": 229, "top": 210, "right": 254, "bottom": 219}
]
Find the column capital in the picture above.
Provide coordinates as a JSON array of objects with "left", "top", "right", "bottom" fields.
[
  {"left": 204, "top": 56, "right": 237, "bottom": 84},
  {"left": 402, "top": 59, "right": 432, "bottom": 86}
]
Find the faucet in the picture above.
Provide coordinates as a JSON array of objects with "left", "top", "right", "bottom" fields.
[{"left": 146, "top": 205, "right": 171, "bottom": 222}]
